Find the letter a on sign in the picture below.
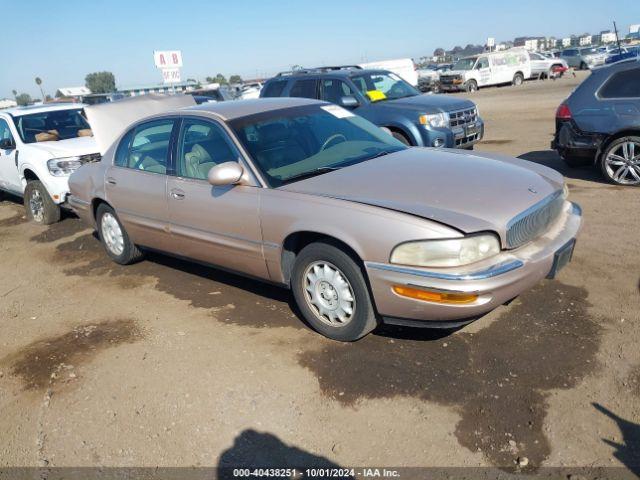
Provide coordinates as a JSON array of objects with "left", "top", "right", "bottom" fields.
[{"left": 154, "top": 51, "right": 183, "bottom": 69}]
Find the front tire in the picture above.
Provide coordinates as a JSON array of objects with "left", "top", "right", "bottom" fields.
[
  {"left": 465, "top": 80, "right": 478, "bottom": 93},
  {"left": 291, "top": 242, "right": 378, "bottom": 341},
  {"left": 96, "top": 204, "right": 145, "bottom": 264},
  {"left": 600, "top": 136, "right": 640, "bottom": 186},
  {"left": 24, "top": 181, "right": 60, "bottom": 225},
  {"left": 391, "top": 130, "right": 411, "bottom": 146}
]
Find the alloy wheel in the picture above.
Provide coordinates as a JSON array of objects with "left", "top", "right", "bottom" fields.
[
  {"left": 605, "top": 141, "right": 640, "bottom": 185},
  {"left": 101, "top": 212, "right": 125, "bottom": 256},
  {"left": 29, "top": 189, "right": 44, "bottom": 223},
  {"left": 303, "top": 261, "right": 356, "bottom": 326}
]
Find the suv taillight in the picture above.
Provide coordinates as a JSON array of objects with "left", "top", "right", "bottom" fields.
[{"left": 556, "top": 103, "right": 572, "bottom": 120}]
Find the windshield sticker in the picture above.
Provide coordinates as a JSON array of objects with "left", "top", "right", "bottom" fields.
[
  {"left": 321, "top": 105, "right": 355, "bottom": 118},
  {"left": 366, "top": 90, "right": 387, "bottom": 102}
]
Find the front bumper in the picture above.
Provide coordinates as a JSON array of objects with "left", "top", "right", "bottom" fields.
[
  {"left": 421, "top": 118, "right": 484, "bottom": 149},
  {"left": 364, "top": 201, "right": 582, "bottom": 324}
]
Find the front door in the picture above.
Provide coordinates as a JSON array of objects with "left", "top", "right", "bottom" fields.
[
  {"left": 105, "top": 118, "right": 177, "bottom": 252},
  {"left": 476, "top": 57, "right": 491, "bottom": 86},
  {"left": 0, "top": 119, "right": 21, "bottom": 194},
  {"left": 167, "top": 117, "right": 267, "bottom": 279}
]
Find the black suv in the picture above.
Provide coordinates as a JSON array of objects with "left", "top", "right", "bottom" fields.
[
  {"left": 261, "top": 66, "right": 484, "bottom": 149},
  {"left": 553, "top": 58, "right": 640, "bottom": 185}
]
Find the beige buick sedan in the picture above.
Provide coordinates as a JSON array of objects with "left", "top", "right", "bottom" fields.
[{"left": 69, "top": 97, "right": 582, "bottom": 341}]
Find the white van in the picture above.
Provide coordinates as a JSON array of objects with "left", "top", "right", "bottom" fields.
[
  {"left": 359, "top": 58, "right": 419, "bottom": 87},
  {"left": 439, "top": 49, "right": 532, "bottom": 92}
]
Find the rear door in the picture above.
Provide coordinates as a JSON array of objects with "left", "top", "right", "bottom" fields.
[
  {"left": 105, "top": 118, "right": 177, "bottom": 251},
  {"left": 166, "top": 117, "right": 268, "bottom": 279},
  {"left": 287, "top": 78, "right": 319, "bottom": 99}
]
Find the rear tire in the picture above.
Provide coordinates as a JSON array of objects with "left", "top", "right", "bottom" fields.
[
  {"left": 24, "top": 181, "right": 60, "bottom": 225},
  {"left": 599, "top": 136, "right": 640, "bottom": 186},
  {"left": 96, "top": 204, "right": 145, "bottom": 264},
  {"left": 580, "top": 62, "right": 588, "bottom": 70},
  {"left": 512, "top": 72, "right": 524, "bottom": 86},
  {"left": 291, "top": 242, "right": 378, "bottom": 341},
  {"left": 391, "top": 130, "right": 411, "bottom": 146},
  {"left": 465, "top": 80, "right": 478, "bottom": 93}
]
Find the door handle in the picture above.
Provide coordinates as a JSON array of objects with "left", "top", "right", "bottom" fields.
[
  {"left": 170, "top": 189, "right": 185, "bottom": 200},
  {"left": 106, "top": 177, "right": 117, "bottom": 186}
]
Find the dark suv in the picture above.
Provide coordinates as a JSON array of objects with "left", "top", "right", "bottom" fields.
[
  {"left": 553, "top": 58, "right": 640, "bottom": 186},
  {"left": 260, "top": 66, "right": 484, "bottom": 149}
]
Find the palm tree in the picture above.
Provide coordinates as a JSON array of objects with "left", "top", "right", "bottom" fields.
[
  {"left": 12, "top": 89, "right": 17, "bottom": 99},
  {"left": 35, "top": 77, "right": 45, "bottom": 102}
]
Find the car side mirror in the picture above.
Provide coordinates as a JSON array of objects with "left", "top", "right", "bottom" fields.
[
  {"left": 340, "top": 96, "right": 359, "bottom": 108},
  {"left": 0, "top": 138, "right": 15, "bottom": 150},
  {"left": 208, "top": 161, "right": 245, "bottom": 186}
]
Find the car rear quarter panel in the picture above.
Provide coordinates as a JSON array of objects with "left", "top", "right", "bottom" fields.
[{"left": 258, "top": 188, "right": 461, "bottom": 284}]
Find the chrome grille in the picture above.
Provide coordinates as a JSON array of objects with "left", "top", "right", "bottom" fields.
[
  {"left": 506, "top": 190, "right": 564, "bottom": 248},
  {"left": 449, "top": 107, "right": 478, "bottom": 128}
]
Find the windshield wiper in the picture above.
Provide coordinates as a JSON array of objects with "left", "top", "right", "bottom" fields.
[{"left": 283, "top": 166, "right": 340, "bottom": 183}]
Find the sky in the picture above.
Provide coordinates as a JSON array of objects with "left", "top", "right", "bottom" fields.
[{"left": 2, "top": 0, "right": 639, "bottom": 99}]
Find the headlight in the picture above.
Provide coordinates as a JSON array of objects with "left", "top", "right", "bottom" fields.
[
  {"left": 390, "top": 234, "right": 501, "bottom": 268},
  {"left": 47, "top": 157, "right": 83, "bottom": 177},
  {"left": 419, "top": 112, "right": 449, "bottom": 128}
]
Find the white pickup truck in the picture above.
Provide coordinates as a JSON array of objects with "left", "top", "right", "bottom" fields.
[{"left": 0, "top": 103, "right": 100, "bottom": 224}]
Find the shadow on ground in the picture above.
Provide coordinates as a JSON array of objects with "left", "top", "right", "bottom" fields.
[
  {"left": 299, "top": 281, "right": 602, "bottom": 470},
  {"left": 518, "top": 150, "right": 611, "bottom": 185},
  {"left": 594, "top": 403, "right": 640, "bottom": 477},
  {"left": 218, "top": 429, "right": 352, "bottom": 479}
]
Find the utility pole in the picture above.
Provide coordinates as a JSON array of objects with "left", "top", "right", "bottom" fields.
[{"left": 613, "top": 21, "right": 622, "bottom": 54}]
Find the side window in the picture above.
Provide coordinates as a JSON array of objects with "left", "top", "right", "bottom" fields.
[
  {"left": 0, "top": 119, "right": 15, "bottom": 143},
  {"left": 124, "top": 119, "right": 175, "bottom": 174},
  {"left": 177, "top": 118, "right": 240, "bottom": 180},
  {"left": 114, "top": 129, "right": 134, "bottom": 167},
  {"left": 477, "top": 58, "right": 489, "bottom": 69},
  {"left": 289, "top": 79, "right": 318, "bottom": 98},
  {"left": 262, "top": 80, "right": 287, "bottom": 98},
  {"left": 320, "top": 79, "right": 357, "bottom": 104},
  {"left": 599, "top": 68, "right": 640, "bottom": 99}
]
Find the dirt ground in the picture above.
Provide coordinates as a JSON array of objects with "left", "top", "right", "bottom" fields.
[{"left": 1, "top": 71, "right": 639, "bottom": 476}]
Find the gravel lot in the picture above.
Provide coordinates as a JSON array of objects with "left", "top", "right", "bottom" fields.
[{"left": 1, "top": 71, "right": 639, "bottom": 474}]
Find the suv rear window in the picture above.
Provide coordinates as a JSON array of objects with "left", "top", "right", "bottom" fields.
[
  {"left": 599, "top": 68, "right": 640, "bottom": 98},
  {"left": 262, "top": 80, "right": 287, "bottom": 98},
  {"left": 289, "top": 79, "right": 318, "bottom": 99}
]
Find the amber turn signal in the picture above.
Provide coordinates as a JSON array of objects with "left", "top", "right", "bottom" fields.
[{"left": 392, "top": 285, "right": 478, "bottom": 304}]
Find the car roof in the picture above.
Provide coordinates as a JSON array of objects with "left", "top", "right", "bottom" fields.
[
  {"left": 185, "top": 97, "right": 325, "bottom": 120},
  {"left": 1, "top": 102, "right": 84, "bottom": 117},
  {"left": 270, "top": 68, "right": 390, "bottom": 80}
]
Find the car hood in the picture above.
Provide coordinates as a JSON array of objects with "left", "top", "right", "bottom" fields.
[
  {"left": 278, "top": 148, "right": 564, "bottom": 245},
  {"left": 25, "top": 136, "right": 99, "bottom": 158},
  {"left": 381, "top": 94, "right": 475, "bottom": 113}
]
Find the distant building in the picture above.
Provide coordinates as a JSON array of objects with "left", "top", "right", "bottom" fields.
[
  {"left": 557, "top": 37, "right": 572, "bottom": 48},
  {"left": 600, "top": 31, "right": 617, "bottom": 44},
  {"left": 578, "top": 34, "right": 593, "bottom": 46},
  {"left": 0, "top": 98, "right": 17, "bottom": 109},
  {"left": 117, "top": 80, "right": 198, "bottom": 97},
  {"left": 56, "top": 86, "right": 92, "bottom": 101}
]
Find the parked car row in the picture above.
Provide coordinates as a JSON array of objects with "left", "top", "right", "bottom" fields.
[{"left": 1, "top": 91, "right": 583, "bottom": 341}]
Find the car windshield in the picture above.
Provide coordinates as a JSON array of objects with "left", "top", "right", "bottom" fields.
[
  {"left": 14, "top": 108, "right": 91, "bottom": 144},
  {"left": 350, "top": 72, "right": 420, "bottom": 102},
  {"left": 230, "top": 104, "right": 406, "bottom": 187},
  {"left": 452, "top": 57, "right": 478, "bottom": 70}
]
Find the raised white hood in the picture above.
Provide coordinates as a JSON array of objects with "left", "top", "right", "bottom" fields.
[{"left": 85, "top": 94, "right": 196, "bottom": 155}]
